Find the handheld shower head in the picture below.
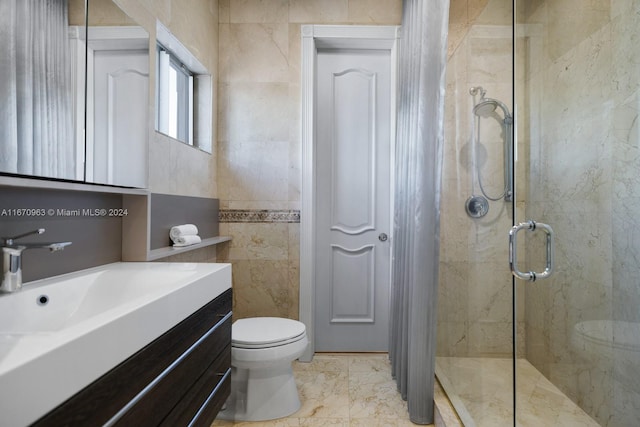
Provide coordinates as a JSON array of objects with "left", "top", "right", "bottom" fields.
[
  {"left": 468, "top": 87, "right": 514, "bottom": 203},
  {"left": 473, "top": 99, "right": 498, "bottom": 117},
  {"left": 473, "top": 97, "right": 512, "bottom": 121}
]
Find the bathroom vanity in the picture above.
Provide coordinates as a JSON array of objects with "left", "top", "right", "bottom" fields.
[
  {"left": 0, "top": 262, "right": 232, "bottom": 427},
  {"left": 34, "top": 288, "right": 232, "bottom": 426}
]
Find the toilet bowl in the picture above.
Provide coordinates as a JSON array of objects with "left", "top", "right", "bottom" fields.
[{"left": 218, "top": 317, "right": 308, "bottom": 422}]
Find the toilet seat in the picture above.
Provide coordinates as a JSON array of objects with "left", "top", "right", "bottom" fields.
[{"left": 232, "top": 317, "right": 307, "bottom": 349}]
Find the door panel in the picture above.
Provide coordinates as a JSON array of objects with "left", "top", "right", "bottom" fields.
[
  {"left": 330, "top": 68, "right": 376, "bottom": 234},
  {"left": 330, "top": 244, "right": 375, "bottom": 323},
  {"left": 91, "top": 50, "right": 148, "bottom": 188},
  {"left": 315, "top": 48, "right": 391, "bottom": 352}
]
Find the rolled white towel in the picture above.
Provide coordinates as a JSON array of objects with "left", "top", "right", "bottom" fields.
[
  {"left": 170, "top": 224, "right": 199, "bottom": 241},
  {"left": 172, "top": 235, "right": 202, "bottom": 247}
]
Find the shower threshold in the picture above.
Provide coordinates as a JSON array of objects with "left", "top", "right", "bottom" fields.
[{"left": 435, "top": 357, "right": 599, "bottom": 426}]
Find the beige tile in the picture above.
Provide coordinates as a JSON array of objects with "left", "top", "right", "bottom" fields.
[
  {"left": 218, "top": 0, "right": 230, "bottom": 23},
  {"left": 230, "top": 259, "right": 293, "bottom": 319},
  {"left": 288, "top": 0, "right": 349, "bottom": 23},
  {"left": 288, "top": 25, "right": 302, "bottom": 84},
  {"left": 348, "top": 419, "right": 406, "bottom": 427},
  {"left": 168, "top": 0, "right": 218, "bottom": 66},
  {"left": 218, "top": 82, "right": 290, "bottom": 142},
  {"left": 347, "top": 0, "right": 402, "bottom": 24},
  {"left": 348, "top": 354, "right": 390, "bottom": 373},
  {"left": 217, "top": 138, "right": 289, "bottom": 202},
  {"left": 219, "top": 24, "right": 289, "bottom": 83},
  {"left": 299, "top": 419, "right": 349, "bottom": 426},
  {"left": 294, "top": 354, "right": 350, "bottom": 373},
  {"left": 348, "top": 371, "right": 408, "bottom": 419},
  {"left": 287, "top": 258, "right": 300, "bottom": 319},
  {"left": 221, "top": 223, "right": 289, "bottom": 261},
  {"left": 212, "top": 419, "right": 300, "bottom": 426},
  {"left": 230, "top": 0, "right": 289, "bottom": 23},
  {"left": 294, "top": 370, "right": 350, "bottom": 418},
  {"left": 88, "top": 0, "right": 136, "bottom": 25}
]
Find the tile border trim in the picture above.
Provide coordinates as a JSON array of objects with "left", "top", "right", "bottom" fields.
[{"left": 219, "top": 209, "right": 300, "bottom": 223}]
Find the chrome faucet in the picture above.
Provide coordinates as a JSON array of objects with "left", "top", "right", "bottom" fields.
[{"left": 1, "top": 228, "right": 72, "bottom": 293}]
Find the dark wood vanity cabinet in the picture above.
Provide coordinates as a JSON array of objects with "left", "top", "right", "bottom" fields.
[{"left": 33, "top": 288, "right": 232, "bottom": 427}]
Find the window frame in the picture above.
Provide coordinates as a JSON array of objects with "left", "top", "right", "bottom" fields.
[
  {"left": 156, "top": 44, "right": 194, "bottom": 145},
  {"left": 154, "top": 21, "right": 213, "bottom": 154}
]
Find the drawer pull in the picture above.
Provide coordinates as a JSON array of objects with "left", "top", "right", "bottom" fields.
[{"left": 188, "top": 368, "right": 232, "bottom": 427}]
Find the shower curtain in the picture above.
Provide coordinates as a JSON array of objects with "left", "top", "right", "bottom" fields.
[
  {"left": 389, "top": 0, "right": 449, "bottom": 424},
  {"left": 0, "top": 0, "right": 74, "bottom": 179}
]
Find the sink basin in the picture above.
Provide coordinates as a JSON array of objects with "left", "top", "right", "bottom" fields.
[
  {"left": 0, "top": 267, "right": 211, "bottom": 334},
  {"left": 0, "top": 262, "right": 231, "bottom": 427}
]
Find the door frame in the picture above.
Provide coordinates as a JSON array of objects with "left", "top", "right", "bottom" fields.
[{"left": 299, "top": 25, "right": 399, "bottom": 361}]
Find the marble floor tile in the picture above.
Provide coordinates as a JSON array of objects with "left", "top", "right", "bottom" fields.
[
  {"left": 294, "top": 370, "right": 350, "bottom": 418},
  {"left": 212, "top": 419, "right": 300, "bottom": 426},
  {"left": 349, "top": 370, "right": 408, "bottom": 419},
  {"left": 348, "top": 353, "right": 390, "bottom": 373},
  {"left": 212, "top": 353, "right": 433, "bottom": 427}
]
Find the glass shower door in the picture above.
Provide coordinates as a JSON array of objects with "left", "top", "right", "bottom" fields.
[
  {"left": 435, "top": 0, "right": 517, "bottom": 424},
  {"left": 514, "top": 0, "right": 640, "bottom": 425}
]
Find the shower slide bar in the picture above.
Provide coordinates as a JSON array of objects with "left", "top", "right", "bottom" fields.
[{"left": 508, "top": 220, "right": 555, "bottom": 282}]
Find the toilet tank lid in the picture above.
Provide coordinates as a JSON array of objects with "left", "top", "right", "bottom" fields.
[{"left": 233, "top": 317, "right": 306, "bottom": 345}]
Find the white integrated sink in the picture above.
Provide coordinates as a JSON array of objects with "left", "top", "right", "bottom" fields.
[{"left": 0, "top": 262, "right": 231, "bottom": 427}]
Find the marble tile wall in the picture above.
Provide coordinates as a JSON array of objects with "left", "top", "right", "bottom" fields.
[
  {"left": 520, "top": 0, "right": 640, "bottom": 425},
  {"left": 108, "top": 0, "right": 219, "bottom": 198},
  {"left": 437, "top": 0, "right": 522, "bottom": 359},
  {"left": 218, "top": 210, "right": 300, "bottom": 319},
  {"left": 216, "top": 0, "right": 402, "bottom": 321}
]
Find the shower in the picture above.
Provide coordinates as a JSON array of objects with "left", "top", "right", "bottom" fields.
[
  {"left": 438, "top": 0, "right": 640, "bottom": 424},
  {"left": 469, "top": 86, "right": 513, "bottom": 203}
]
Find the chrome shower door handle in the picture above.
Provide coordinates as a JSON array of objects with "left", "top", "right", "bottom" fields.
[{"left": 508, "top": 220, "right": 554, "bottom": 282}]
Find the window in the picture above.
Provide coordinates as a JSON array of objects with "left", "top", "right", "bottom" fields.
[
  {"left": 155, "top": 21, "right": 212, "bottom": 153},
  {"left": 157, "top": 46, "right": 193, "bottom": 144}
]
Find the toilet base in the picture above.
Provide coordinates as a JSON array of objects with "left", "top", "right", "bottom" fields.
[{"left": 217, "top": 363, "right": 301, "bottom": 421}]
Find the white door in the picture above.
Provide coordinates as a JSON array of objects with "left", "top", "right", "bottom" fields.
[
  {"left": 90, "top": 49, "right": 148, "bottom": 187},
  {"left": 314, "top": 48, "right": 392, "bottom": 352}
]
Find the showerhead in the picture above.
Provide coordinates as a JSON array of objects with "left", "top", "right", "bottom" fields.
[
  {"left": 473, "top": 97, "right": 512, "bottom": 121},
  {"left": 473, "top": 99, "right": 498, "bottom": 117}
]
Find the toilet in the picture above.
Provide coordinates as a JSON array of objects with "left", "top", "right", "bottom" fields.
[{"left": 218, "top": 317, "right": 308, "bottom": 421}]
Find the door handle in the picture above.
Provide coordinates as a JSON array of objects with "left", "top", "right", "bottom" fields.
[
  {"left": 508, "top": 220, "right": 554, "bottom": 282},
  {"left": 378, "top": 233, "right": 388, "bottom": 242}
]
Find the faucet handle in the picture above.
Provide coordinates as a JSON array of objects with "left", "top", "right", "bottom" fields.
[{"left": 3, "top": 228, "right": 45, "bottom": 245}]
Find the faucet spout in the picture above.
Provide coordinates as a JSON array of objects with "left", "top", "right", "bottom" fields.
[
  {"left": 4, "top": 228, "right": 45, "bottom": 246},
  {"left": 1, "top": 229, "right": 72, "bottom": 293}
]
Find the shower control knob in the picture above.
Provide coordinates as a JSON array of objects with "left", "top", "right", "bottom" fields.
[{"left": 378, "top": 233, "right": 388, "bottom": 242}]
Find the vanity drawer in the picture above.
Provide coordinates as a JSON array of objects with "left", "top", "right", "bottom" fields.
[
  {"left": 33, "top": 288, "right": 232, "bottom": 427},
  {"left": 160, "top": 346, "right": 231, "bottom": 427},
  {"left": 113, "top": 317, "right": 231, "bottom": 426}
]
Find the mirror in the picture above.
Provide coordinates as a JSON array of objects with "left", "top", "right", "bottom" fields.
[
  {"left": 86, "top": 0, "right": 149, "bottom": 187},
  {"left": 0, "top": 0, "right": 149, "bottom": 188}
]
